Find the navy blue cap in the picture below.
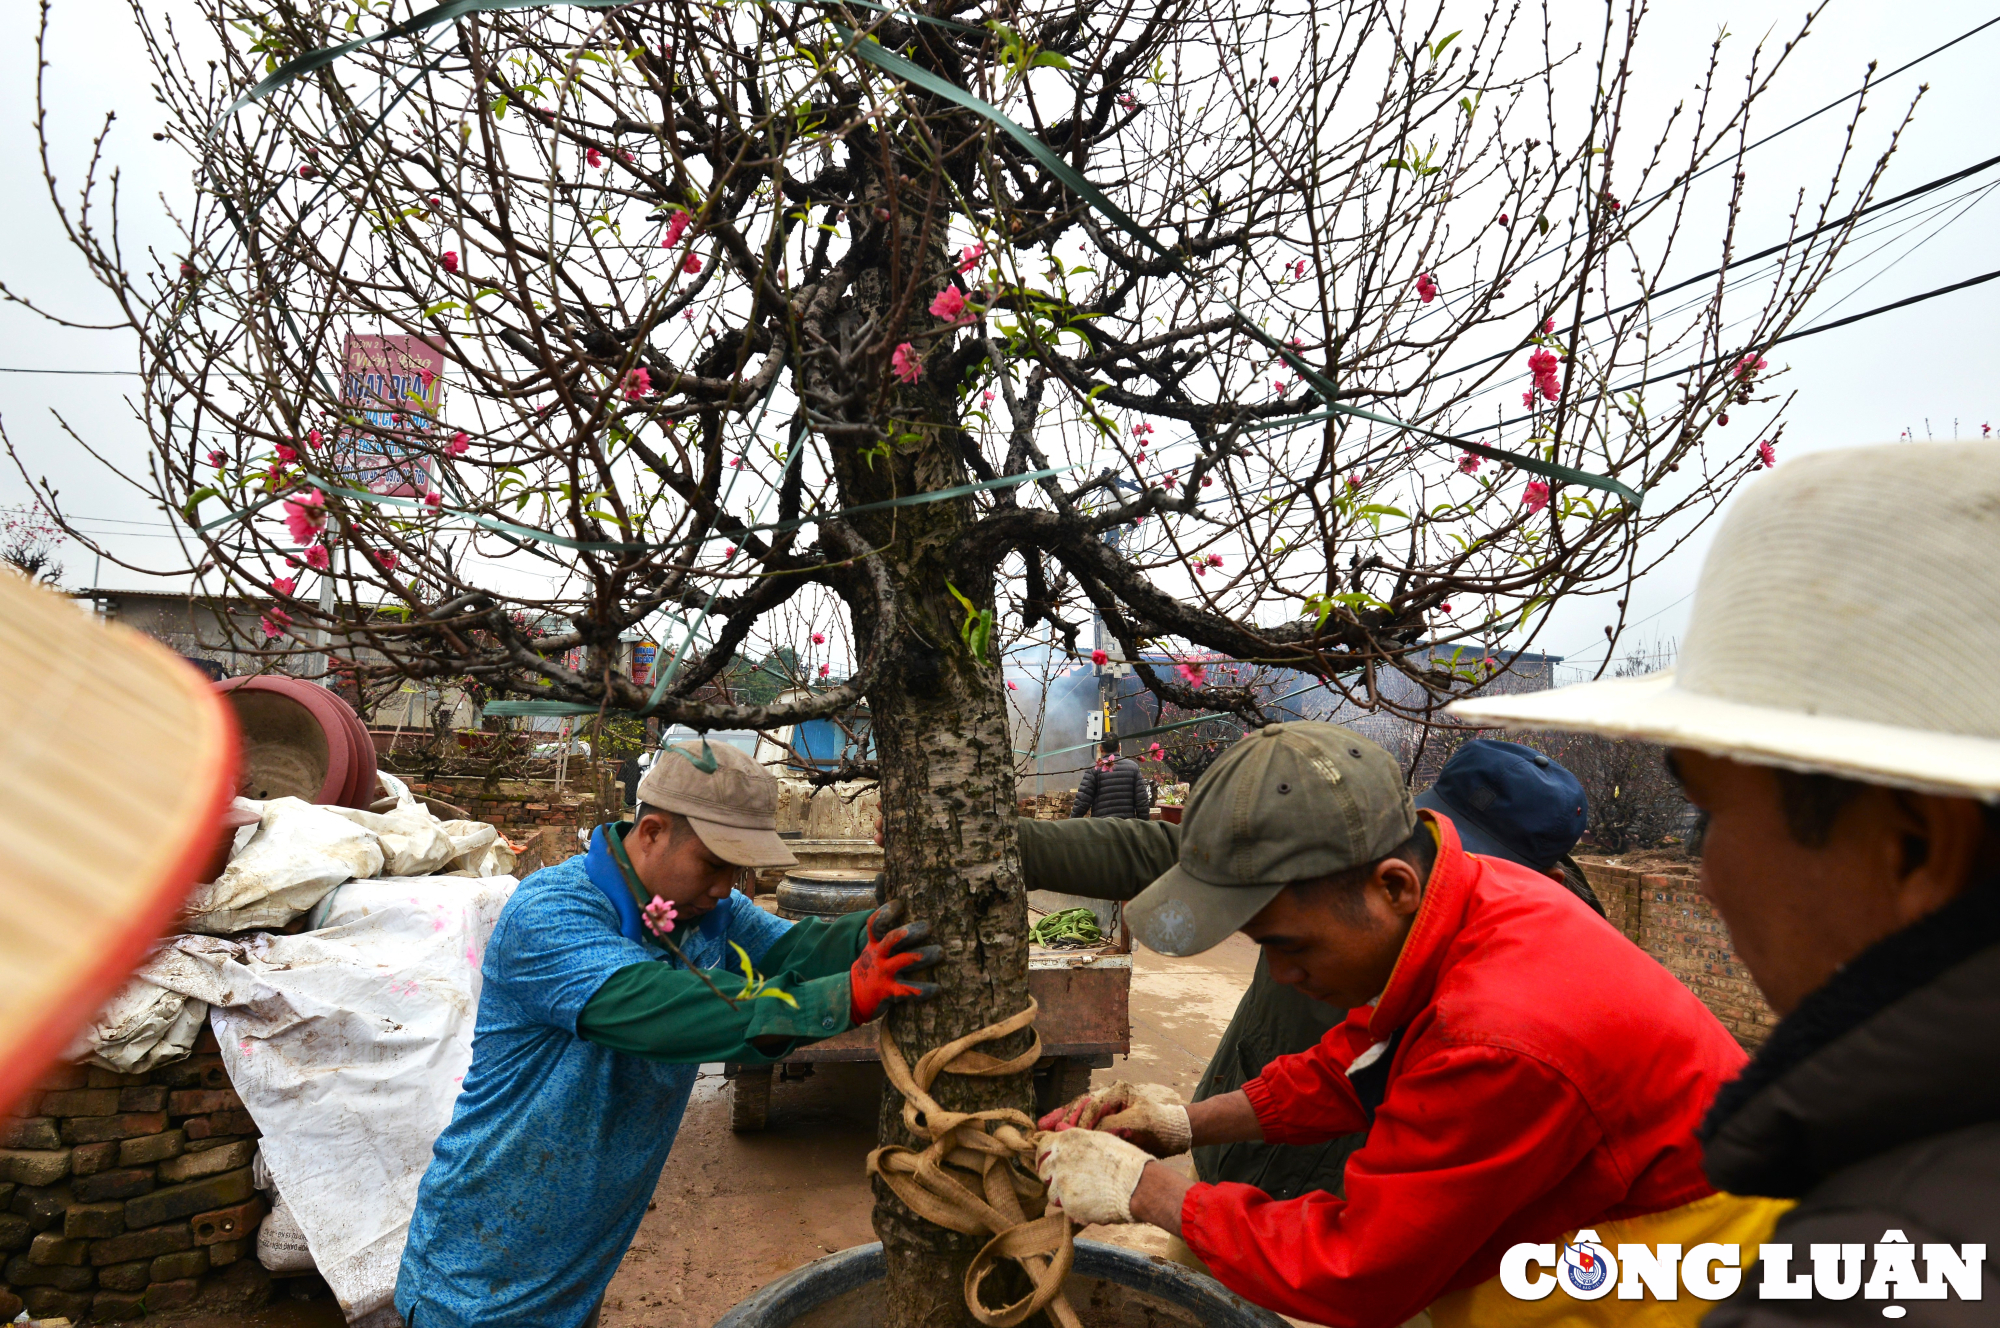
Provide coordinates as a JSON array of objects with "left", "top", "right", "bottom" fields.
[{"left": 1412, "top": 739, "right": 1588, "bottom": 871}]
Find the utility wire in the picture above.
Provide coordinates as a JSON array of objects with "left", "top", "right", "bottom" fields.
[
  {"left": 1486, "top": 266, "right": 2000, "bottom": 433},
  {"left": 1433, "top": 152, "right": 2000, "bottom": 384}
]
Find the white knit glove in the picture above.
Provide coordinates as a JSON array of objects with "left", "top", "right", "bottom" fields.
[
  {"left": 1035, "top": 1129, "right": 1151, "bottom": 1226},
  {"left": 1038, "top": 1080, "right": 1192, "bottom": 1157}
]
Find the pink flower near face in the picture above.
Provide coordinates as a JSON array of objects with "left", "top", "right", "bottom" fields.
[
  {"left": 281, "top": 492, "right": 325, "bottom": 544},
  {"left": 208, "top": 450, "right": 225, "bottom": 469},
  {"left": 643, "top": 895, "right": 678, "bottom": 938},
  {"left": 664, "top": 210, "right": 692, "bottom": 246},
  {"left": 957, "top": 243, "right": 986, "bottom": 274},
  {"left": 1757, "top": 439, "right": 1776, "bottom": 469},
  {"left": 448, "top": 431, "right": 470, "bottom": 455},
  {"left": 1414, "top": 273, "right": 1438, "bottom": 303},
  {"left": 1522, "top": 480, "right": 1551, "bottom": 514},
  {"left": 682, "top": 254, "right": 702, "bottom": 275},
  {"left": 929, "top": 286, "right": 970, "bottom": 323},
  {"left": 272, "top": 577, "right": 296, "bottom": 596},
  {"left": 440, "top": 250, "right": 459, "bottom": 274},
  {"left": 1458, "top": 452, "right": 1482, "bottom": 475},
  {"left": 890, "top": 343, "right": 923, "bottom": 384},
  {"left": 302, "top": 543, "right": 330, "bottom": 571},
  {"left": 811, "top": 632, "right": 826, "bottom": 645},
  {"left": 1090, "top": 649, "right": 1108, "bottom": 666}
]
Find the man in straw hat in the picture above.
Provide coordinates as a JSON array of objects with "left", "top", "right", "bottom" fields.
[
  {"left": 1448, "top": 441, "right": 2000, "bottom": 1324},
  {"left": 397, "top": 740, "right": 941, "bottom": 1328},
  {"left": 1034, "top": 719, "right": 1787, "bottom": 1327}
]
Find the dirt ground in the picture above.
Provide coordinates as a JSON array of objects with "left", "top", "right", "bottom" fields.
[
  {"left": 176, "top": 933, "right": 1259, "bottom": 1328},
  {"left": 595, "top": 932, "right": 1262, "bottom": 1326}
]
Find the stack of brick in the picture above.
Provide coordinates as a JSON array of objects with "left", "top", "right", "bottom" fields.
[
  {"left": 1576, "top": 856, "right": 1779, "bottom": 1048},
  {"left": 407, "top": 777, "right": 604, "bottom": 837},
  {"left": 0, "top": 1026, "right": 274, "bottom": 1322}
]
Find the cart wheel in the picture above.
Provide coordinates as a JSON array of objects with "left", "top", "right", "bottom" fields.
[
  {"left": 1033, "top": 1056, "right": 1097, "bottom": 1119},
  {"left": 728, "top": 1064, "right": 773, "bottom": 1132}
]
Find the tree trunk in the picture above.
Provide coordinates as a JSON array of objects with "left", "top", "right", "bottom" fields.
[{"left": 869, "top": 645, "right": 1030, "bottom": 1327}]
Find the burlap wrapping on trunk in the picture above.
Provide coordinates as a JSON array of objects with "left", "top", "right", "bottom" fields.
[{"left": 867, "top": 999, "right": 1082, "bottom": 1328}]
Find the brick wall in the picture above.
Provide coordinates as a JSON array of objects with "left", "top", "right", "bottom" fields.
[
  {"left": 0, "top": 1029, "right": 299, "bottom": 1321},
  {"left": 1576, "top": 857, "right": 1779, "bottom": 1048},
  {"left": 409, "top": 776, "right": 607, "bottom": 837}
]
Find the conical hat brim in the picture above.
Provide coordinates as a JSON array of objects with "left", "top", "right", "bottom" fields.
[
  {"left": 0, "top": 578, "right": 240, "bottom": 1110},
  {"left": 1450, "top": 670, "right": 2000, "bottom": 801}
]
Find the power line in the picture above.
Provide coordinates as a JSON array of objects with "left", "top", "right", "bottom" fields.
[
  {"left": 1485, "top": 265, "right": 2000, "bottom": 434},
  {"left": 1639, "top": 15, "right": 2000, "bottom": 211},
  {"left": 1434, "top": 152, "right": 2000, "bottom": 384},
  {"left": 0, "top": 367, "right": 139, "bottom": 376}
]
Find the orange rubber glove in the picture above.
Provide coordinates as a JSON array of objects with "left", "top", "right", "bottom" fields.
[{"left": 848, "top": 898, "right": 943, "bottom": 1024}]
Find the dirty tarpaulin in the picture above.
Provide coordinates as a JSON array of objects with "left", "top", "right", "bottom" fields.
[{"left": 75, "top": 875, "right": 516, "bottom": 1325}]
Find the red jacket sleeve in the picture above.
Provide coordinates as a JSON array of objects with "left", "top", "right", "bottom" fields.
[
  {"left": 1182, "top": 1042, "right": 1603, "bottom": 1328},
  {"left": 1239, "top": 1008, "right": 1379, "bottom": 1144}
]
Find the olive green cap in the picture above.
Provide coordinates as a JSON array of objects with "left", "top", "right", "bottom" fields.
[{"left": 1125, "top": 721, "right": 1416, "bottom": 956}]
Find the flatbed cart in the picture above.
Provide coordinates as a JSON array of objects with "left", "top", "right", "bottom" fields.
[{"left": 724, "top": 898, "right": 1132, "bottom": 1132}]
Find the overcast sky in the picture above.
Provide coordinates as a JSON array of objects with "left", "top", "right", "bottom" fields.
[{"left": 3, "top": 0, "right": 1993, "bottom": 680}]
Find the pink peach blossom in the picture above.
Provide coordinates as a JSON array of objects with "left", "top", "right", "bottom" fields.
[
  {"left": 1414, "top": 273, "right": 1438, "bottom": 303},
  {"left": 440, "top": 250, "right": 459, "bottom": 274},
  {"left": 664, "top": 210, "right": 692, "bottom": 246},
  {"left": 306, "top": 429, "right": 323, "bottom": 449},
  {"left": 818, "top": 663, "right": 830, "bottom": 677},
  {"left": 275, "top": 442, "right": 298, "bottom": 464},
  {"left": 957, "top": 243, "right": 986, "bottom": 274},
  {"left": 1757, "top": 439, "right": 1776, "bottom": 469},
  {"left": 272, "top": 577, "right": 296, "bottom": 596},
  {"left": 302, "top": 543, "right": 331, "bottom": 571},
  {"left": 260, "top": 610, "right": 291, "bottom": 639},
  {"left": 811, "top": 632, "right": 826, "bottom": 645},
  {"left": 890, "top": 343, "right": 923, "bottom": 384},
  {"left": 1458, "top": 452, "right": 1482, "bottom": 475},
  {"left": 1522, "top": 480, "right": 1551, "bottom": 514},
  {"left": 724, "top": 545, "right": 736, "bottom": 557},
  {"left": 643, "top": 895, "right": 678, "bottom": 937},
  {"left": 281, "top": 491, "right": 325, "bottom": 544},
  {"left": 623, "top": 368, "right": 652, "bottom": 400},
  {"left": 682, "top": 254, "right": 702, "bottom": 274},
  {"left": 1090, "top": 649, "right": 1108, "bottom": 665},
  {"left": 586, "top": 147, "right": 603, "bottom": 169},
  {"left": 424, "top": 491, "right": 442, "bottom": 509},
  {"left": 929, "top": 287, "right": 970, "bottom": 323},
  {"left": 1006, "top": 680, "right": 1018, "bottom": 690},
  {"left": 448, "top": 431, "right": 470, "bottom": 455},
  {"left": 208, "top": 450, "right": 225, "bottom": 469}
]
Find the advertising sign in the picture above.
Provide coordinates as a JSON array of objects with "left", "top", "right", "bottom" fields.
[{"left": 335, "top": 334, "right": 445, "bottom": 496}]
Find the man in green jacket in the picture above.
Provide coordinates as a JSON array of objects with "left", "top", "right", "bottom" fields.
[{"left": 398, "top": 741, "right": 939, "bottom": 1328}]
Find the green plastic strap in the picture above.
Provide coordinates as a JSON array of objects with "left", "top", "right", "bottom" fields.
[
  {"left": 837, "top": 31, "right": 1641, "bottom": 507},
  {"left": 188, "top": 464, "right": 1065, "bottom": 556}
]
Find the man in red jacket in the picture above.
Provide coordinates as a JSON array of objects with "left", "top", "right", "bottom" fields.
[{"left": 1036, "top": 721, "right": 1788, "bottom": 1327}]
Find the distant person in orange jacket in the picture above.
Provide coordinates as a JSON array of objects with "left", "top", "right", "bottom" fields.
[{"left": 1036, "top": 722, "right": 1787, "bottom": 1328}]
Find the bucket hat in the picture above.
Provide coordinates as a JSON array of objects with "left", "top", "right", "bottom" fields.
[
  {"left": 1413, "top": 739, "right": 1587, "bottom": 871},
  {"left": 1450, "top": 442, "right": 2000, "bottom": 799},
  {"left": 637, "top": 739, "right": 799, "bottom": 868}
]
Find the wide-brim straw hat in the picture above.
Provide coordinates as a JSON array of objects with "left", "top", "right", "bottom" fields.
[
  {"left": 0, "top": 576, "right": 241, "bottom": 1111},
  {"left": 1450, "top": 442, "right": 2000, "bottom": 800}
]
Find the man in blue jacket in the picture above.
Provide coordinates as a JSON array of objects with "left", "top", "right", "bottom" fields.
[{"left": 396, "top": 740, "right": 938, "bottom": 1328}]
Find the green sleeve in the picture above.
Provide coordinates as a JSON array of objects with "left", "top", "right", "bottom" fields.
[
  {"left": 577, "top": 959, "right": 853, "bottom": 1064},
  {"left": 1015, "top": 816, "right": 1181, "bottom": 902},
  {"left": 752, "top": 907, "right": 872, "bottom": 980}
]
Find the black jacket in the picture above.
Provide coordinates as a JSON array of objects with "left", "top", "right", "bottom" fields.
[
  {"left": 1701, "top": 882, "right": 2000, "bottom": 1325},
  {"left": 1071, "top": 758, "right": 1153, "bottom": 819}
]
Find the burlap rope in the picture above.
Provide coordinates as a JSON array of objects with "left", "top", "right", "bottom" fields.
[{"left": 867, "top": 998, "right": 1084, "bottom": 1328}]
